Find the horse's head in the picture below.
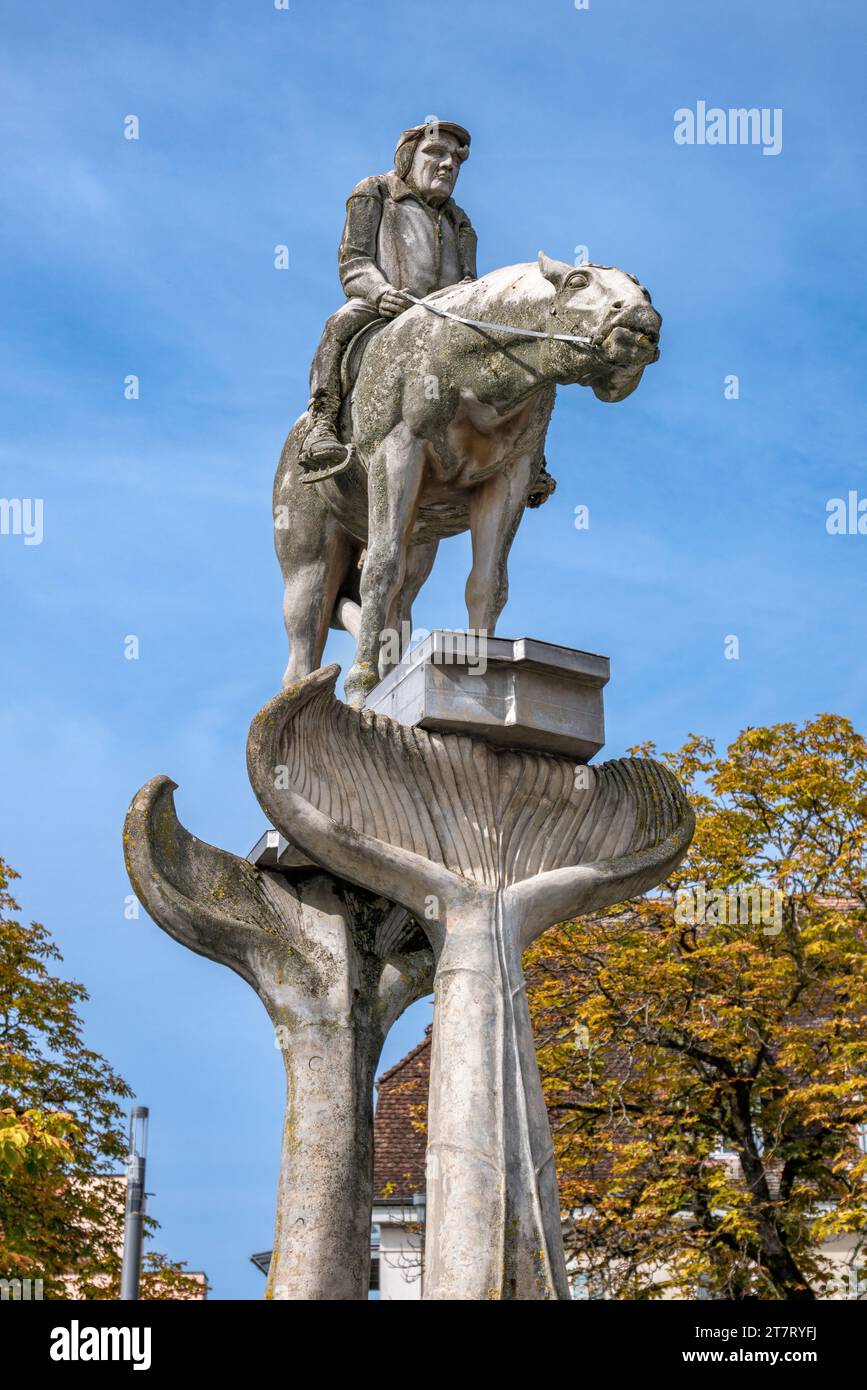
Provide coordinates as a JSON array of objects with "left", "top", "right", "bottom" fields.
[{"left": 537, "top": 252, "right": 661, "bottom": 402}]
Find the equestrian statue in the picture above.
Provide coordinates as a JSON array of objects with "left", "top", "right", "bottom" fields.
[{"left": 276, "top": 119, "right": 662, "bottom": 707}]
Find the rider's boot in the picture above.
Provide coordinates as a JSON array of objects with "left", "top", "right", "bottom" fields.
[{"left": 299, "top": 392, "right": 347, "bottom": 472}]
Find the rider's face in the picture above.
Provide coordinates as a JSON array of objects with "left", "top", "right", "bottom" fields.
[{"left": 408, "top": 134, "right": 462, "bottom": 205}]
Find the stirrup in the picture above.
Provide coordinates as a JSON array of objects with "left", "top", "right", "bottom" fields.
[{"left": 300, "top": 443, "right": 355, "bottom": 485}]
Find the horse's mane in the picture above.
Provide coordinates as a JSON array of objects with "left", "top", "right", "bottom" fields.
[{"left": 419, "top": 262, "right": 544, "bottom": 317}]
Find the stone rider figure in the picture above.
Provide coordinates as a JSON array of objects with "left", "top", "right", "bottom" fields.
[
  {"left": 299, "top": 119, "right": 478, "bottom": 476},
  {"left": 298, "top": 119, "right": 556, "bottom": 504}
]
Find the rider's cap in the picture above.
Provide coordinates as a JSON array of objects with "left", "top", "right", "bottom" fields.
[{"left": 395, "top": 121, "right": 471, "bottom": 163}]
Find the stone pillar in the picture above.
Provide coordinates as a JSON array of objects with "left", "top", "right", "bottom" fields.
[
  {"left": 123, "top": 776, "right": 433, "bottom": 1300},
  {"left": 246, "top": 658, "right": 694, "bottom": 1300},
  {"left": 424, "top": 895, "right": 569, "bottom": 1299}
]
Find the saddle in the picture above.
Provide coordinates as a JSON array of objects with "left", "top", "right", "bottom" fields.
[
  {"left": 299, "top": 320, "right": 389, "bottom": 486},
  {"left": 340, "top": 319, "right": 389, "bottom": 398}
]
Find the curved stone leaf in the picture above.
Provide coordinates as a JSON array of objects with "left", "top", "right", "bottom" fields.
[
  {"left": 123, "top": 775, "right": 433, "bottom": 1302},
  {"left": 123, "top": 775, "right": 312, "bottom": 989},
  {"left": 246, "top": 667, "right": 695, "bottom": 929}
]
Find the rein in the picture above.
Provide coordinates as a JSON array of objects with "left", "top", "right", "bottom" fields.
[
  {"left": 299, "top": 289, "right": 603, "bottom": 486},
  {"left": 404, "top": 293, "right": 598, "bottom": 348}
]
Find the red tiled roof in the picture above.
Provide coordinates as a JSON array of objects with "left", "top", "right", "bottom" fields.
[{"left": 373, "top": 1028, "right": 431, "bottom": 1199}]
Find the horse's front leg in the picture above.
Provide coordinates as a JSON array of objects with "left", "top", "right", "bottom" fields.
[
  {"left": 344, "top": 423, "right": 425, "bottom": 708},
  {"left": 380, "top": 539, "right": 438, "bottom": 680},
  {"left": 465, "top": 453, "right": 534, "bottom": 634}
]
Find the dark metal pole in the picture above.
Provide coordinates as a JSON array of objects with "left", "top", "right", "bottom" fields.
[{"left": 120, "top": 1106, "right": 149, "bottom": 1300}]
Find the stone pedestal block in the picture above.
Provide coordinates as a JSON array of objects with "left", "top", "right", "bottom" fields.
[{"left": 365, "top": 631, "right": 609, "bottom": 761}]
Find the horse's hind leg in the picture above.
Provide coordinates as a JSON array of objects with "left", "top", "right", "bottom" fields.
[
  {"left": 280, "top": 523, "right": 353, "bottom": 686},
  {"left": 275, "top": 458, "right": 354, "bottom": 686}
]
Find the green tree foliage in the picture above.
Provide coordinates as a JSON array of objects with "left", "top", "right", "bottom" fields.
[
  {"left": 527, "top": 715, "right": 867, "bottom": 1300},
  {"left": 0, "top": 857, "right": 205, "bottom": 1298}
]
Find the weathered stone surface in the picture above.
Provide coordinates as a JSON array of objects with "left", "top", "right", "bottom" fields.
[
  {"left": 274, "top": 253, "right": 661, "bottom": 707},
  {"left": 124, "top": 129, "right": 676, "bottom": 1303},
  {"left": 300, "top": 120, "right": 476, "bottom": 475},
  {"left": 247, "top": 666, "right": 694, "bottom": 1300},
  {"left": 365, "top": 631, "right": 609, "bottom": 759},
  {"left": 123, "top": 776, "right": 433, "bottom": 1300}
]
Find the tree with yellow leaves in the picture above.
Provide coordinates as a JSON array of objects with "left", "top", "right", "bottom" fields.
[
  {"left": 527, "top": 715, "right": 867, "bottom": 1300},
  {"left": 0, "top": 856, "right": 205, "bottom": 1298}
]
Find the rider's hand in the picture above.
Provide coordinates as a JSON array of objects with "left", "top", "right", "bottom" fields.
[{"left": 377, "top": 287, "right": 412, "bottom": 319}]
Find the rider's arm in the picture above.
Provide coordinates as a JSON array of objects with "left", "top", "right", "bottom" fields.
[
  {"left": 454, "top": 205, "right": 478, "bottom": 280},
  {"left": 338, "top": 178, "right": 392, "bottom": 308}
]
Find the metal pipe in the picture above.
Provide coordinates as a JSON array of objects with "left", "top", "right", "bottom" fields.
[{"left": 120, "top": 1106, "right": 149, "bottom": 1300}]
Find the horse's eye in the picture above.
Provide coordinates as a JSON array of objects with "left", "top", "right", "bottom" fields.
[{"left": 565, "top": 271, "right": 590, "bottom": 290}]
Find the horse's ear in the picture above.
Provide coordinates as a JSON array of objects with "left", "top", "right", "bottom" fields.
[{"left": 538, "top": 250, "right": 570, "bottom": 291}]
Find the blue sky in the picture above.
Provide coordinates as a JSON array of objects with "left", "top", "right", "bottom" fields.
[{"left": 2, "top": 0, "right": 865, "bottom": 1298}]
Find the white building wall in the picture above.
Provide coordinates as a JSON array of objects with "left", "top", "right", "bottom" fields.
[{"left": 372, "top": 1205, "right": 424, "bottom": 1300}]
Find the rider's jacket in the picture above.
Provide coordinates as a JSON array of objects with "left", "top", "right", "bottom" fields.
[{"left": 338, "top": 171, "right": 478, "bottom": 306}]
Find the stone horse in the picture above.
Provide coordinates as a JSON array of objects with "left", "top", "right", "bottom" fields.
[{"left": 273, "top": 252, "right": 661, "bottom": 707}]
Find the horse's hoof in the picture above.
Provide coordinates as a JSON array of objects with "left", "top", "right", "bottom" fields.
[{"left": 344, "top": 663, "right": 377, "bottom": 709}]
